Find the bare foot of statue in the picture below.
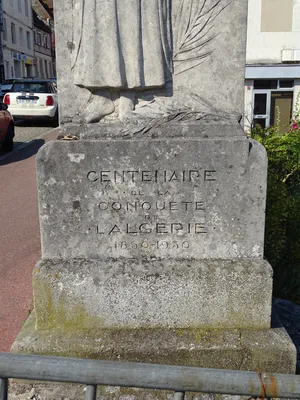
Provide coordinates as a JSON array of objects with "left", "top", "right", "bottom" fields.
[
  {"left": 119, "top": 91, "right": 136, "bottom": 123},
  {"left": 75, "top": 91, "right": 115, "bottom": 123}
]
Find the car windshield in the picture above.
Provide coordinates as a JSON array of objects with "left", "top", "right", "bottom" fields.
[{"left": 11, "top": 82, "right": 50, "bottom": 93}]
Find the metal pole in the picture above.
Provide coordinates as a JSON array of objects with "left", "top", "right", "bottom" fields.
[
  {"left": 0, "top": 378, "right": 8, "bottom": 400},
  {"left": 174, "top": 391, "right": 185, "bottom": 399},
  {"left": 86, "top": 384, "right": 97, "bottom": 400},
  {"left": 1, "top": 353, "right": 300, "bottom": 398}
]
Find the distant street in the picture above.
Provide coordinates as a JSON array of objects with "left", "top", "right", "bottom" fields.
[
  {"left": 0, "top": 124, "right": 59, "bottom": 352},
  {"left": 14, "top": 120, "right": 56, "bottom": 147}
]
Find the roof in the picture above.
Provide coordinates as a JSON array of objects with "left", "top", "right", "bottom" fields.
[{"left": 32, "top": 0, "right": 54, "bottom": 20}]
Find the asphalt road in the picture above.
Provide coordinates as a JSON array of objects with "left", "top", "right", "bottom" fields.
[
  {"left": 14, "top": 120, "right": 57, "bottom": 146},
  {"left": 0, "top": 124, "right": 59, "bottom": 351}
]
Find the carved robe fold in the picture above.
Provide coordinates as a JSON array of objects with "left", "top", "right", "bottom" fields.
[{"left": 72, "top": 0, "right": 173, "bottom": 89}]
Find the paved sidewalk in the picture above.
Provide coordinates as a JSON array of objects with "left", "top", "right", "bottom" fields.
[{"left": 0, "top": 128, "right": 59, "bottom": 352}]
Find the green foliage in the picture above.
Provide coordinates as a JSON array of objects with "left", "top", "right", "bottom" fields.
[{"left": 251, "top": 122, "right": 300, "bottom": 303}]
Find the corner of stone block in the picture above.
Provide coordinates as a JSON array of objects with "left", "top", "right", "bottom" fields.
[
  {"left": 248, "top": 138, "right": 267, "bottom": 162},
  {"left": 36, "top": 140, "right": 57, "bottom": 165},
  {"left": 33, "top": 273, "right": 105, "bottom": 334}
]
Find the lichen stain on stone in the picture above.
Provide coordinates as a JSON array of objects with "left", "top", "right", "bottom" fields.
[
  {"left": 175, "top": 328, "right": 224, "bottom": 344},
  {"left": 66, "top": 41, "right": 75, "bottom": 51},
  {"left": 73, "top": 200, "right": 81, "bottom": 210},
  {"left": 33, "top": 276, "right": 105, "bottom": 334}
]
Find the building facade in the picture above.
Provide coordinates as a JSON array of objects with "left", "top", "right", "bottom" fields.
[
  {"left": 245, "top": 0, "right": 300, "bottom": 132},
  {"left": 32, "top": 9, "right": 53, "bottom": 78},
  {"left": 32, "top": 0, "right": 55, "bottom": 78},
  {"left": 2, "top": 0, "right": 34, "bottom": 80}
]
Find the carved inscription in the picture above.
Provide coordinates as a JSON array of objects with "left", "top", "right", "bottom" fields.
[
  {"left": 96, "top": 222, "right": 206, "bottom": 235},
  {"left": 86, "top": 168, "right": 217, "bottom": 252},
  {"left": 98, "top": 201, "right": 205, "bottom": 211},
  {"left": 87, "top": 170, "right": 217, "bottom": 183}
]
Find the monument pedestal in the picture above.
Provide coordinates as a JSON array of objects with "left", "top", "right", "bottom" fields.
[
  {"left": 31, "top": 258, "right": 272, "bottom": 331},
  {"left": 10, "top": 1, "right": 296, "bottom": 396},
  {"left": 12, "top": 129, "right": 296, "bottom": 378},
  {"left": 12, "top": 311, "right": 295, "bottom": 376}
]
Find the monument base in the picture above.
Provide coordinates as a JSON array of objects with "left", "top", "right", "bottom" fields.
[
  {"left": 31, "top": 258, "right": 273, "bottom": 330},
  {"left": 12, "top": 311, "right": 296, "bottom": 376}
]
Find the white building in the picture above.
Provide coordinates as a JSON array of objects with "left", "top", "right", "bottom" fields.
[
  {"left": 2, "top": 0, "right": 34, "bottom": 79},
  {"left": 245, "top": 0, "right": 300, "bottom": 132}
]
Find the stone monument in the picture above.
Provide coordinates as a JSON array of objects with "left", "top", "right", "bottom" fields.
[{"left": 12, "top": 0, "right": 296, "bottom": 396}]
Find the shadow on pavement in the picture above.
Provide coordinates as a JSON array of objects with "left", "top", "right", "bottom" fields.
[
  {"left": 272, "top": 298, "right": 300, "bottom": 373},
  {"left": 0, "top": 138, "right": 45, "bottom": 165},
  {"left": 15, "top": 120, "right": 58, "bottom": 128}
]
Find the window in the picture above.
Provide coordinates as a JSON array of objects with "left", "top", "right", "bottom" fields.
[
  {"left": 254, "top": 79, "right": 294, "bottom": 90},
  {"left": 252, "top": 79, "right": 295, "bottom": 133},
  {"left": 279, "top": 80, "right": 294, "bottom": 89},
  {"left": 24, "top": 0, "right": 29, "bottom": 17},
  {"left": 11, "top": 23, "right": 16, "bottom": 44},
  {"left": 37, "top": 31, "right": 42, "bottom": 46},
  {"left": 26, "top": 31, "right": 31, "bottom": 49},
  {"left": 11, "top": 82, "right": 51, "bottom": 93},
  {"left": 19, "top": 27, "right": 24, "bottom": 47},
  {"left": 43, "top": 35, "right": 48, "bottom": 48},
  {"left": 254, "top": 93, "right": 267, "bottom": 115},
  {"left": 3, "top": 19, "right": 7, "bottom": 41},
  {"left": 261, "top": 0, "right": 293, "bottom": 32},
  {"left": 17, "top": 0, "right": 21, "bottom": 13},
  {"left": 270, "top": 92, "right": 293, "bottom": 132},
  {"left": 254, "top": 80, "right": 277, "bottom": 90}
]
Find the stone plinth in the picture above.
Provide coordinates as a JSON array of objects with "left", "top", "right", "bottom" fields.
[
  {"left": 33, "top": 259, "right": 272, "bottom": 331},
  {"left": 12, "top": 313, "right": 296, "bottom": 375},
  {"left": 11, "top": 124, "right": 296, "bottom": 377}
]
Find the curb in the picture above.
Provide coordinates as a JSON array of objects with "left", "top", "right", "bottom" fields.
[{"left": 0, "top": 127, "right": 59, "bottom": 162}]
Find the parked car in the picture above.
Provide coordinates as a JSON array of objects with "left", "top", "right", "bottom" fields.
[
  {"left": 0, "top": 103, "right": 15, "bottom": 152},
  {"left": 0, "top": 78, "right": 29, "bottom": 98},
  {"left": 0, "top": 83, "right": 13, "bottom": 98},
  {"left": 3, "top": 79, "right": 58, "bottom": 126}
]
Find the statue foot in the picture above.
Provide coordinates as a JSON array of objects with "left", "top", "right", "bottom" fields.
[
  {"left": 119, "top": 91, "right": 135, "bottom": 122},
  {"left": 75, "top": 94, "right": 115, "bottom": 123}
]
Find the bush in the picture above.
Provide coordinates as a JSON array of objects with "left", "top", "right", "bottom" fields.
[{"left": 251, "top": 123, "right": 300, "bottom": 303}]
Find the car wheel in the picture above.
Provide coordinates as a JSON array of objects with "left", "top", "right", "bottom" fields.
[
  {"left": 2, "top": 125, "right": 14, "bottom": 152},
  {"left": 51, "top": 111, "right": 59, "bottom": 127}
]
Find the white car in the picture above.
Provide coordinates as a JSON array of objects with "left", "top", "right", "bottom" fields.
[{"left": 3, "top": 80, "right": 58, "bottom": 126}]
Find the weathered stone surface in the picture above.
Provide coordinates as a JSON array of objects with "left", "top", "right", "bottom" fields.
[
  {"left": 12, "top": 312, "right": 296, "bottom": 375},
  {"left": 54, "top": 0, "right": 248, "bottom": 123},
  {"left": 37, "top": 132, "right": 267, "bottom": 260},
  {"left": 32, "top": 258, "right": 272, "bottom": 330},
  {"left": 59, "top": 120, "right": 246, "bottom": 140}
]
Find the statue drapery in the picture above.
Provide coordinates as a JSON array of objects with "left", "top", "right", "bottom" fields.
[{"left": 72, "top": 0, "right": 173, "bottom": 90}]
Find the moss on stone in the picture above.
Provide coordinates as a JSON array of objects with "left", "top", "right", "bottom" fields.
[{"left": 33, "top": 275, "right": 105, "bottom": 334}]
